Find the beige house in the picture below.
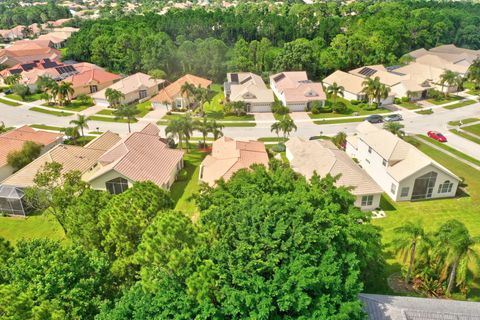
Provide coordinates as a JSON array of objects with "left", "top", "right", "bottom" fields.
[
  {"left": 224, "top": 72, "right": 274, "bottom": 112},
  {"left": 199, "top": 137, "right": 269, "bottom": 186},
  {"left": 92, "top": 73, "right": 165, "bottom": 106},
  {"left": 286, "top": 137, "right": 382, "bottom": 211},
  {"left": 0, "top": 126, "right": 63, "bottom": 182},
  {"left": 322, "top": 70, "right": 367, "bottom": 102},
  {"left": 63, "top": 67, "right": 122, "bottom": 98},
  {"left": 37, "top": 27, "right": 79, "bottom": 48}
]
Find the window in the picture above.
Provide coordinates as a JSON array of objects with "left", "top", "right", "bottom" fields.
[
  {"left": 105, "top": 177, "right": 129, "bottom": 195},
  {"left": 368, "top": 147, "right": 372, "bottom": 154},
  {"left": 438, "top": 180, "right": 454, "bottom": 193},
  {"left": 390, "top": 183, "right": 397, "bottom": 195},
  {"left": 175, "top": 98, "right": 183, "bottom": 108},
  {"left": 139, "top": 90, "right": 147, "bottom": 99},
  {"left": 89, "top": 85, "right": 98, "bottom": 93},
  {"left": 382, "top": 159, "right": 387, "bottom": 167},
  {"left": 361, "top": 195, "right": 374, "bottom": 207},
  {"left": 412, "top": 171, "right": 438, "bottom": 200},
  {"left": 400, "top": 187, "right": 409, "bottom": 197}
]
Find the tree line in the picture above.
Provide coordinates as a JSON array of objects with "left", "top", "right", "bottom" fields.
[
  {"left": 65, "top": 1, "right": 480, "bottom": 82},
  {"left": 0, "top": 1, "right": 71, "bottom": 29}
]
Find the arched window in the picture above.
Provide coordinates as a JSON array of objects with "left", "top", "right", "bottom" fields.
[
  {"left": 438, "top": 180, "right": 454, "bottom": 194},
  {"left": 105, "top": 177, "right": 129, "bottom": 195}
]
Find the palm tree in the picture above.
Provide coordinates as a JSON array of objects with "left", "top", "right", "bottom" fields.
[
  {"left": 105, "top": 88, "right": 124, "bottom": 108},
  {"left": 165, "top": 118, "right": 185, "bottom": 149},
  {"left": 376, "top": 83, "right": 391, "bottom": 105},
  {"left": 194, "top": 87, "right": 210, "bottom": 116},
  {"left": 434, "top": 219, "right": 480, "bottom": 295},
  {"left": 56, "top": 82, "right": 74, "bottom": 106},
  {"left": 36, "top": 75, "right": 56, "bottom": 93},
  {"left": 69, "top": 114, "right": 90, "bottom": 137},
  {"left": 326, "top": 82, "right": 345, "bottom": 106},
  {"left": 362, "top": 77, "right": 381, "bottom": 107},
  {"left": 468, "top": 58, "right": 480, "bottom": 89},
  {"left": 0, "top": 121, "right": 8, "bottom": 134},
  {"left": 179, "top": 114, "right": 194, "bottom": 151},
  {"left": 231, "top": 101, "right": 247, "bottom": 116},
  {"left": 273, "top": 116, "right": 297, "bottom": 141},
  {"left": 195, "top": 117, "right": 210, "bottom": 147},
  {"left": 332, "top": 131, "right": 347, "bottom": 149},
  {"left": 64, "top": 126, "right": 80, "bottom": 145},
  {"left": 208, "top": 120, "right": 224, "bottom": 140},
  {"left": 180, "top": 82, "right": 196, "bottom": 109},
  {"left": 383, "top": 121, "right": 405, "bottom": 137},
  {"left": 439, "top": 70, "right": 459, "bottom": 97},
  {"left": 113, "top": 104, "right": 140, "bottom": 133},
  {"left": 4, "top": 74, "right": 21, "bottom": 86},
  {"left": 270, "top": 121, "right": 281, "bottom": 141},
  {"left": 391, "top": 221, "right": 429, "bottom": 285}
]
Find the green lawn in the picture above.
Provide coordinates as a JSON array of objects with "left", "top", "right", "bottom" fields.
[
  {"left": 443, "top": 99, "right": 476, "bottom": 110},
  {"left": 0, "top": 212, "right": 65, "bottom": 244},
  {"left": 0, "top": 98, "right": 21, "bottom": 106},
  {"left": 43, "top": 99, "right": 94, "bottom": 112},
  {"left": 373, "top": 139, "right": 480, "bottom": 297},
  {"left": 170, "top": 150, "right": 208, "bottom": 220},
  {"left": 97, "top": 101, "right": 154, "bottom": 118},
  {"left": 416, "top": 135, "right": 480, "bottom": 167},
  {"left": 160, "top": 113, "right": 255, "bottom": 124},
  {"left": 257, "top": 137, "right": 288, "bottom": 142},
  {"left": 6, "top": 92, "right": 43, "bottom": 102},
  {"left": 314, "top": 117, "right": 366, "bottom": 125},
  {"left": 399, "top": 101, "right": 422, "bottom": 110},
  {"left": 29, "top": 124, "right": 66, "bottom": 131},
  {"left": 449, "top": 129, "right": 480, "bottom": 145},
  {"left": 448, "top": 118, "right": 479, "bottom": 126},
  {"left": 427, "top": 95, "right": 462, "bottom": 105},
  {"left": 415, "top": 109, "right": 433, "bottom": 115},
  {"left": 29, "top": 107, "right": 74, "bottom": 117},
  {"left": 309, "top": 98, "right": 389, "bottom": 119},
  {"left": 462, "top": 124, "right": 480, "bottom": 137},
  {"left": 88, "top": 115, "right": 133, "bottom": 123},
  {"left": 203, "top": 90, "right": 224, "bottom": 113}
]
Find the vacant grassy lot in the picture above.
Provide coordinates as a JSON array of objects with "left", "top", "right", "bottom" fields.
[
  {"left": 463, "top": 124, "right": 480, "bottom": 136},
  {"left": 29, "top": 107, "right": 74, "bottom": 117},
  {"left": 373, "top": 139, "right": 480, "bottom": 297},
  {"left": 443, "top": 99, "right": 476, "bottom": 110},
  {"left": 0, "top": 212, "right": 65, "bottom": 244}
]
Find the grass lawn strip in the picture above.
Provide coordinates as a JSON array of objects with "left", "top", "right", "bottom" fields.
[
  {"left": 30, "top": 124, "right": 66, "bottom": 132},
  {"left": 88, "top": 115, "right": 133, "bottom": 123},
  {"left": 449, "top": 129, "right": 480, "bottom": 145},
  {"left": 462, "top": 124, "right": 480, "bottom": 137},
  {"left": 415, "top": 109, "right": 433, "bottom": 115},
  {"left": 6, "top": 93, "right": 43, "bottom": 102},
  {"left": 427, "top": 95, "right": 462, "bottom": 105},
  {"left": 443, "top": 99, "right": 476, "bottom": 110},
  {"left": 42, "top": 99, "right": 93, "bottom": 112},
  {"left": 257, "top": 137, "right": 288, "bottom": 142},
  {"left": 448, "top": 118, "right": 479, "bottom": 126},
  {"left": 416, "top": 135, "right": 480, "bottom": 167},
  {"left": 0, "top": 98, "right": 21, "bottom": 106},
  {"left": 29, "top": 107, "right": 74, "bottom": 117},
  {"left": 314, "top": 117, "right": 366, "bottom": 125},
  {"left": 398, "top": 102, "right": 421, "bottom": 110}
]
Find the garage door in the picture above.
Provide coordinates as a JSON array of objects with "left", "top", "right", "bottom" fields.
[
  {"left": 287, "top": 103, "right": 306, "bottom": 112},
  {"left": 249, "top": 104, "right": 272, "bottom": 113},
  {"left": 94, "top": 98, "right": 109, "bottom": 107}
]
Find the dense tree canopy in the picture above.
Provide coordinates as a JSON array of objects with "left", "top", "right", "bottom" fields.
[{"left": 0, "top": 2, "right": 71, "bottom": 29}]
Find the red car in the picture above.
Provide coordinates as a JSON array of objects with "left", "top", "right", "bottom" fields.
[{"left": 427, "top": 131, "right": 447, "bottom": 142}]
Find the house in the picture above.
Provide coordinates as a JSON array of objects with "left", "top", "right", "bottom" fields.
[
  {"left": 0, "top": 126, "right": 63, "bottom": 182},
  {"left": 83, "top": 123, "right": 184, "bottom": 192},
  {"left": 9, "top": 39, "right": 54, "bottom": 50},
  {"left": 360, "top": 293, "right": 480, "bottom": 320},
  {"left": 346, "top": 122, "right": 460, "bottom": 201},
  {"left": 37, "top": 28, "right": 79, "bottom": 49},
  {"left": 409, "top": 44, "right": 480, "bottom": 68},
  {"left": 0, "top": 25, "right": 26, "bottom": 41},
  {"left": 63, "top": 68, "right": 121, "bottom": 98},
  {"left": 322, "top": 70, "right": 367, "bottom": 102},
  {"left": 0, "top": 46, "right": 60, "bottom": 67},
  {"left": 286, "top": 137, "right": 382, "bottom": 210},
  {"left": 270, "top": 71, "right": 326, "bottom": 111},
  {"left": 93, "top": 72, "right": 165, "bottom": 107},
  {"left": 224, "top": 72, "right": 274, "bottom": 112},
  {"left": 151, "top": 74, "right": 211, "bottom": 109},
  {"left": 199, "top": 137, "right": 269, "bottom": 186}
]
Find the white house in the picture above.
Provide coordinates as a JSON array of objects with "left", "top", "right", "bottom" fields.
[
  {"left": 224, "top": 72, "right": 274, "bottom": 112},
  {"left": 286, "top": 137, "right": 383, "bottom": 211},
  {"left": 346, "top": 122, "right": 460, "bottom": 202},
  {"left": 269, "top": 71, "right": 326, "bottom": 111}
]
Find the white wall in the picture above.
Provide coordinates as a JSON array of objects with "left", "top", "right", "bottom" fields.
[{"left": 354, "top": 193, "right": 382, "bottom": 211}]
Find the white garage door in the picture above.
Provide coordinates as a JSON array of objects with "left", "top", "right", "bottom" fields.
[
  {"left": 287, "top": 103, "right": 306, "bottom": 112},
  {"left": 249, "top": 104, "right": 272, "bottom": 113},
  {"left": 94, "top": 98, "right": 109, "bottom": 107}
]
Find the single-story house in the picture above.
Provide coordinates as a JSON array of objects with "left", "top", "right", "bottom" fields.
[
  {"left": 0, "top": 25, "right": 26, "bottom": 41},
  {"left": 37, "top": 28, "right": 79, "bottom": 49},
  {"left": 92, "top": 72, "right": 165, "bottom": 107},
  {"left": 63, "top": 68, "right": 122, "bottom": 98},
  {"left": 199, "top": 137, "right": 269, "bottom": 186},
  {"left": 224, "top": 72, "right": 274, "bottom": 112},
  {"left": 83, "top": 123, "right": 184, "bottom": 192},
  {"left": 322, "top": 70, "right": 367, "bottom": 102},
  {"left": 151, "top": 73, "right": 211, "bottom": 109},
  {"left": 286, "top": 137, "right": 383, "bottom": 211},
  {"left": 0, "top": 125, "right": 63, "bottom": 182},
  {"left": 409, "top": 44, "right": 480, "bottom": 68},
  {"left": 346, "top": 122, "right": 461, "bottom": 202},
  {"left": 269, "top": 71, "right": 326, "bottom": 111},
  {"left": 0, "top": 46, "right": 60, "bottom": 67}
]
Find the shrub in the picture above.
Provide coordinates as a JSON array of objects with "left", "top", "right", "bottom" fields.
[
  {"left": 401, "top": 96, "right": 409, "bottom": 102},
  {"left": 350, "top": 99, "right": 360, "bottom": 105},
  {"left": 332, "top": 101, "right": 347, "bottom": 114},
  {"left": 311, "top": 104, "right": 322, "bottom": 114},
  {"left": 272, "top": 101, "right": 289, "bottom": 115},
  {"left": 271, "top": 143, "right": 286, "bottom": 152},
  {"left": 427, "top": 89, "right": 443, "bottom": 100}
]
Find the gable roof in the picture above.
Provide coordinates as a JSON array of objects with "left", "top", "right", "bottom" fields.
[
  {"left": 200, "top": 137, "right": 269, "bottom": 186},
  {"left": 92, "top": 72, "right": 165, "bottom": 99},
  {"left": 227, "top": 72, "right": 274, "bottom": 104},
  {"left": 270, "top": 71, "right": 326, "bottom": 103},
  {"left": 286, "top": 137, "right": 382, "bottom": 196},
  {"left": 360, "top": 293, "right": 480, "bottom": 320},
  {"left": 322, "top": 70, "right": 365, "bottom": 94},
  {"left": 0, "top": 126, "right": 63, "bottom": 168},
  {"left": 0, "top": 47, "right": 61, "bottom": 66},
  {"left": 83, "top": 123, "right": 184, "bottom": 187},
  {"left": 349, "top": 65, "right": 407, "bottom": 87},
  {"left": 63, "top": 68, "right": 121, "bottom": 88},
  {"left": 151, "top": 73, "right": 211, "bottom": 103}
]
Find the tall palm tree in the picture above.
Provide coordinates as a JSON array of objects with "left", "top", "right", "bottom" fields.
[
  {"left": 113, "top": 104, "right": 140, "bottom": 133},
  {"left": 105, "top": 88, "right": 125, "bottom": 108},
  {"left": 376, "top": 83, "right": 391, "bottom": 105},
  {"left": 326, "top": 82, "right": 345, "bottom": 106},
  {"left": 392, "top": 221, "right": 429, "bottom": 285},
  {"left": 439, "top": 70, "right": 459, "bottom": 97},
  {"left": 165, "top": 118, "right": 185, "bottom": 149},
  {"left": 383, "top": 121, "right": 405, "bottom": 137},
  {"left": 434, "top": 219, "right": 480, "bottom": 295},
  {"left": 361, "top": 76, "right": 381, "bottom": 107},
  {"left": 195, "top": 117, "right": 210, "bottom": 147},
  {"left": 208, "top": 120, "right": 224, "bottom": 140},
  {"left": 270, "top": 121, "right": 281, "bottom": 141},
  {"left": 180, "top": 82, "right": 196, "bottom": 109},
  {"left": 179, "top": 114, "right": 194, "bottom": 151},
  {"left": 56, "top": 82, "right": 74, "bottom": 106},
  {"left": 69, "top": 114, "right": 90, "bottom": 137},
  {"left": 36, "top": 75, "right": 56, "bottom": 93},
  {"left": 275, "top": 116, "right": 297, "bottom": 141},
  {"left": 468, "top": 58, "right": 480, "bottom": 89},
  {"left": 194, "top": 87, "right": 210, "bottom": 116}
]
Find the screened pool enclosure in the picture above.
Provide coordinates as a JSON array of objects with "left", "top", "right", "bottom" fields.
[{"left": 0, "top": 185, "right": 28, "bottom": 216}]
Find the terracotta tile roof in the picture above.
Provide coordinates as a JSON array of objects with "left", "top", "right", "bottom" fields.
[
  {"left": 151, "top": 73, "right": 212, "bottom": 103},
  {"left": 0, "top": 126, "right": 63, "bottom": 168},
  {"left": 83, "top": 131, "right": 122, "bottom": 151},
  {"left": 8, "top": 39, "right": 53, "bottom": 50},
  {"left": 270, "top": 71, "right": 326, "bottom": 103},
  {"left": 200, "top": 137, "right": 269, "bottom": 186},
  {"left": 0, "top": 47, "right": 60, "bottom": 66},
  {"left": 63, "top": 69, "right": 121, "bottom": 87}
]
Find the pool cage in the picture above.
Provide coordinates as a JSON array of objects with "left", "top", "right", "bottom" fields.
[{"left": 0, "top": 185, "right": 28, "bottom": 216}]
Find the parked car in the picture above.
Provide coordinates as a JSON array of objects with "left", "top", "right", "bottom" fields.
[
  {"left": 427, "top": 131, "right": 447, "bottom": 142},
  {"left": 384, "top": 114, "right": 403, "bottom": 122},
  {"left": 365, "top": 115, "right": 384, "bottom": 123}
]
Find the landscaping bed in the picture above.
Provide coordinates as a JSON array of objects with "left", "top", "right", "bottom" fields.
[
  {"left": 29, "top": 107, "right": 74, "bottom": 117},
  {"left": 308, "top": 98, "right": 389, "bottom": 119}
]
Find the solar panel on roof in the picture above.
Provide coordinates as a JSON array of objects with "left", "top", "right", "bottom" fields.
[
  {"left": 21, "top": 62, "right": 36, "bottom": 71},
  {"left": 273, "top": 73, "right": 285, "bottom": 83},
  {"left": 42, "top": 60, "right": 60, "bottom": 69},
  {"left": 358, "top": 67, "right": 377, "bottom": 77},
  {"left": 10, "top": 69, "right": 22, "bottom": 74},
  {"left": 230, "top": 73, "right": 239, "bottom": 83}
]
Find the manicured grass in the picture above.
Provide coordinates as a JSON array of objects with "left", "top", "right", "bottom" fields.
[
  {"left": 314, "top": 117, "right": 366, "bottom": 125},
  {"left": 203, "top": 90, "right": 224, "bottom": 113},
  {"left": 88, "top": 115, "right": 133, "bottom": 123},
  {"left": 135, "top": 100, "right": 154, "bottom": 117},
  {"left": 427, "top": 95, "right": 462, "bottom": 105},
  {"left": 449, "top": 129, "right": 480, "bottom": 145},
  {"left": 6, "top": 92, "right": 43, "bottom": 102},
  {"left": 221, "top": 122, "right": 256, "bottom": 127},
  {"left": 257, "top": 137, "right": 288, "bottom": 142},
  {"left": 448, "top": 118, "right": 479, "bottom": 126},
  {"left": 89, "top": 131, "right": 104, "bottom": 135},
  {"left": 416, "top": 135, "right": 480, "bottom": 167},
  {"left": 466, "top": 89, "right": 480, "bottom": 96},
  {"left": 443, "top": 99, "right": 476, "bottom": 110},
  {"left": 170, "top": 150, "right": 208, "bottom": 219},
  {"left": 398, "top": 101, "right": 421, "bottom": 110},
  {"left": 0, "top": 97, "right": 21, "bottom": 106},
  {"left": 29, "top": 124, "right": 66, "bottom": 131},
  {"left": 43, "top": 99, "right": 93, "bottom": 112},
  {"left": 0, "top": 212, "right": 65, "bottom": 244},
  {"left": 415, "top": 108, "right": 433, "bottom": 115},
  {"left": 373, "top": 139, "right": 480, "bottom": 297},
  {"left": 161, "top": 113, "right": 255, "bottom": 123},
  {"left": 29, "top": 107, "right": 74, "bottom": 117},
  {"left": 462, "top": 124, "right": 480, "bottom": 137},
  {"left": 308, "top": 98, "right": 389, "bottom": 119}
]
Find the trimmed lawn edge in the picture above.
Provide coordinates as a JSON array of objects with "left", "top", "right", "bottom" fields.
[
  {"left": 416, "top": 135, "right": 480, "bottom": 167},
  {"left": 443, "top": 99, "right": 476, "bottom": 110},
  {"left": 449, "top": 129, "right": 480, "bottom": 145},
  {"left": 29, "top": 107, "right": 74, "bottom": 117},
  {"left": 0, "top": 98, "right": 21, "bottom": 106},
  {"left": 314, "top": 117, "right": 366, "bottom": 125}
]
